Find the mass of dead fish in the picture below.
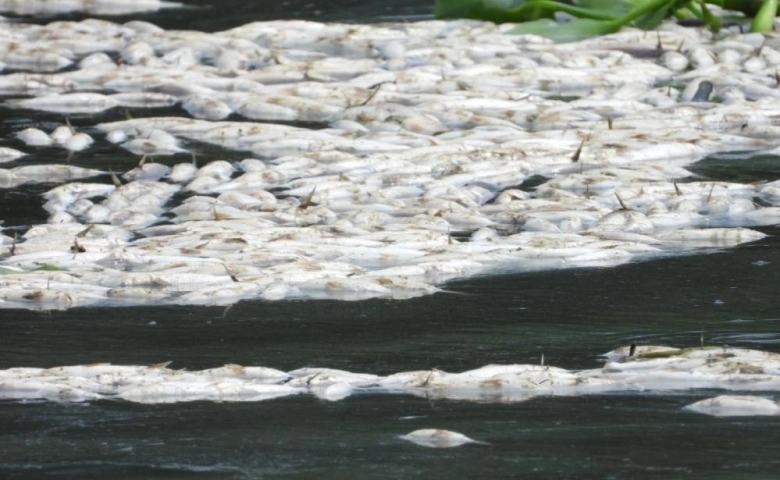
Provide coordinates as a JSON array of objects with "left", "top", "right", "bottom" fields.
[
  {"left": 0, "top": 14, "right": 778, "bottom": 309},
  {"left": 0, "top": 0, "right": 182, "bottom": 16},
  {"left": 1, "top": 345, "right": 779, "bottom": 407}
]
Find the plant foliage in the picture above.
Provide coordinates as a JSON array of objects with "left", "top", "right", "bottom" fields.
[{"left": 435, "top": 0, "right": 778, "bottom": 42}]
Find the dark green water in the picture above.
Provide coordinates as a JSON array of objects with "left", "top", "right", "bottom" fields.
[
  {"left": 1, "top": 235, "right": 779, "bottom": 479},
  {"left": 1, "top": 1, "right": 780, "bottom": 479}
]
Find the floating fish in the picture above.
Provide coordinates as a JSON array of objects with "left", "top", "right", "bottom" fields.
[
  {"left": 0, "top": 16, "right": 775, "bottom": 309},
  {"left": 8, "top": 93, "right": 120, "bottom": 114},
  {"left": 15, "top": 128, "right": 53, "bottom": 147},
  {"left": 399, "top": 429, "right": 489, "bottom": 448},
  {"left": 0, "top": 0, "right": 184, "bottom": 15},
  {"left": 0, "top": 147, "right": 26, "bottom": 163},
  {"left": 684, "top": 395, "right": 780, "bottom": 417},
  {"left": 0, "top": 345, "right": 778, "bottom": 404}
]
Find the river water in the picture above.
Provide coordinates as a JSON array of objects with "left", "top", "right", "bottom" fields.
[{"left": 1, "top": 1, "right": 780, "bottom": 479}]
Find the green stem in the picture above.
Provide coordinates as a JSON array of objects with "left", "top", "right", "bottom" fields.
[
  {"left": 506, "top": 0, "right": 620, "bottom": 21},
  {"left": 683, "top": 2, "right": 703, "bottom": 18},
  {"left": 613, "top": 0, "right": 678, "bottom": 27},
  {"left": 697, "top": 0, "right": 721, "bottom": 32}
]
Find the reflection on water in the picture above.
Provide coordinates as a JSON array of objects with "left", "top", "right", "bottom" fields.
[{"left": 0, "top": 0, "right": 779, "bottom": 478}]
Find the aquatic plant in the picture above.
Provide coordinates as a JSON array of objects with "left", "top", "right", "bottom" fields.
[{"left": 435, "top": 0, "right": 779, "bottom": 42}]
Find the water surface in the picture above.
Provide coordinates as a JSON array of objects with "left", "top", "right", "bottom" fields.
[{"left": 1, "top": 1, "right": 779, "bottom": 478}]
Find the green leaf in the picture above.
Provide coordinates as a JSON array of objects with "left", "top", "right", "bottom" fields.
[
  {"left": 435, "top": 0, "right": 620, "bottom": 23},
  {"left": 633, "top": 1, "right": 674, "bottom": 29},
  {"left": 673, "top": 5, "right": 699, "bottom": 20},
  {"left": 439, "top": 0, "right": 778, "bottom": 41},
  {"left": 35, "top": 263, "right": 65, "bottom": 271},
  {"left": 610, "top": 0, "right": 678, "bottom": 27},
  {"left": 509, "top": 0, "right": 621, "bottom": 21},
  {"left": 508, "top": 17, "right": 621, "bottom": 42},
  {"left": 572, "top": 0, "right": 641, "bottom": 15},
  {"left": 435, "top": 0, "right": 541, "bottom": 22}
]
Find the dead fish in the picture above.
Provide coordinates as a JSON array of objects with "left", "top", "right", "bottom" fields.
[
  {"left": 684, "top": 395, "right": 780, "bottom": 417},
  {"left": 50, "top": 125, "right": 74, "bottom": 145},
  {"left": 110, "top": 92, "right": 179, "bottom": 108},
  {"left": 0, "top": 0, "right": 184, "bottom": 15},
  {"left": 117, "top": 380, "right": 303, "bottom": 404},
  {"left": 2, "top": 51, "right": 73, "bottom": 73},
  {"left": 64, "top": 133, "right": 94, "bottom": 152},
  {"left": 657, "top": 228, "right": 767, "bottom": 247},
  {"left": 16, "top": 128, "right": 53, "bottom": 147},
  {"left": 399, "top": 429, "right": 489, "bottom": 448},
  {"left": 182, "top": 95, "right": 233, "bottom": 121},
  {"left": 0, "top": 147, "right": 27, "bottom": 163},
  {"left": 8, "top": 93, "right": 120, "bottom": 114}
]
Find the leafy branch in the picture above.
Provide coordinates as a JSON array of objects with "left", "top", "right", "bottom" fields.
[{"left": 435, "top": 0, "right": 778, "bottom": 42}]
